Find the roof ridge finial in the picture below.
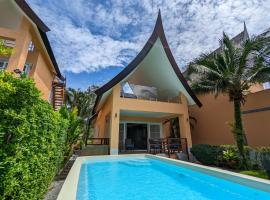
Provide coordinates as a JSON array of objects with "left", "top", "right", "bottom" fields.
[
  {"left": 243, "top": 21, "right": 250, "bottom": 40},
  {"left": 158, "top": 8, "right": 161, "bottom": 19}
]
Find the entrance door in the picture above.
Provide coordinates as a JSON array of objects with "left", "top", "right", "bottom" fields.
[{"left": 126, "top": 123, "right": 147, "bottom": 150}]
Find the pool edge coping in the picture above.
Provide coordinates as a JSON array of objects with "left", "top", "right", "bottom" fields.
[
  {"left": 147, "top": 154, "right": 270, "bottom": 193},
  {"left": 57, "top": 154, "right": 270, "bottom": 200}
]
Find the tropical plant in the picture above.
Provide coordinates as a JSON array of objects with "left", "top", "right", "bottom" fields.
[
  {"left": 187, "top": 33, "right": 270, "bottom": 167},
  {"left": 222, "top": 149, "right": 239, "bottom": 169},
  {"left": 0, "top": 39, "right": 12, "bottom": 57},
  {"left": 64, "top": 86, "right": 97, "bottom": 144},
  {"left": 59, "top": 106, "right": 82, "bottom": 157},
  {"left": 65, "top": 88, "right": 80, "bottom": 110}
]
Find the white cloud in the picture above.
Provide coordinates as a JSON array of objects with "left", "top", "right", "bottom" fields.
[{"left": 27, "top": 0, "right": 270, "bottom": 73}]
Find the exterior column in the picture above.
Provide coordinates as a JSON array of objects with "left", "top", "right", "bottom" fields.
[
  {"left": 178, "top": 93, "right": 193, "bottom": 149},
  {"left": 109, "top": 84, "right": 121, "bottom": 155},
  {"left": 6, "top": 17, "right": 31, "bottom": 72}
]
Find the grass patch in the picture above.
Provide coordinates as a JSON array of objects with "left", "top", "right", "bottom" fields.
[{"left": 239, "top": 170, "right": 269, "bottom": 179}]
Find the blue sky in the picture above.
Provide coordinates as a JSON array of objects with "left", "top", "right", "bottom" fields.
[{"left": 27, "top": 0, "right": 270, "bottom": 90}]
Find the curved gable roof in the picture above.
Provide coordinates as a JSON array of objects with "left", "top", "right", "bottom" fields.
[{"left": 93, "top": 11, "right": 202, "bottom": 114}]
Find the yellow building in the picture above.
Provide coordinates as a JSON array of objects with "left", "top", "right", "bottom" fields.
[
  {"left": 0, "top": 0, "right": 65, "bottom": 110},
  {"left": 91, "top": 12, "right": 202, "bottom": 155}
]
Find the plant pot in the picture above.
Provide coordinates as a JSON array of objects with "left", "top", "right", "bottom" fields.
[{"left": 226, "top": 160, "right": 238, "bottom": 169}]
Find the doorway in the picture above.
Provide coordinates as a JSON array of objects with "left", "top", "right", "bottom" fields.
[{"left": 126, "top": 123, "right": 148, "bottom": 150}]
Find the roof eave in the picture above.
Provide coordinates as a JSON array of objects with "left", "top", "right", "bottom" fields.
[
  {"left": 38, "top": 28, "right": 63, "bottom": 79},
  {"left": 15, "top": 0, "right": 50, "bottom": 32}
]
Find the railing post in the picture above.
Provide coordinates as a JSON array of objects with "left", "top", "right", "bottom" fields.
[{"left": 183, "top": 138, "right": 189, "bottom": 160}]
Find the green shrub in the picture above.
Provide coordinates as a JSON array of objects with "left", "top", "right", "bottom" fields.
[
  {"left": 218, "top": 145, "right": 241, "bottom": 169},
  {"left": 191, "top": 144, "right": 254, "bottom": 169},
  {"left": 0, "top": 71, "right": 68, "bottom": 200},
  {"left": 190, "top": 144, "right": 222, "bottom": 165},
  {"left": 191, "top": 143, "right": 270, "bottom": 177}
]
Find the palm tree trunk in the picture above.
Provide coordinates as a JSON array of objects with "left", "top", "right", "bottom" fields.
[{"left": 233, "top": 99, "right": 248, "bottom": 167}]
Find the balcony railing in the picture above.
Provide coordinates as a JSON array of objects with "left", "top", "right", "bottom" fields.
[
  {"left": 121, "top": 83, "right": 180, "bottom": 104},
  {"left": 120, "top": 92, "right": 180, "bottom": 104}
]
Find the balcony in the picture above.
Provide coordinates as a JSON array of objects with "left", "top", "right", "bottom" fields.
[
  {"left": 119, "top": 83, "right": 186, "bottom": 115},
  {"left": 120, "top": 83, "right": 181, "bottom": 104}
]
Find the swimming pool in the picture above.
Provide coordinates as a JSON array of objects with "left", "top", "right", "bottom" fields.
[{"left": 57, "top": 155, "right": 270, "bottom": 200}]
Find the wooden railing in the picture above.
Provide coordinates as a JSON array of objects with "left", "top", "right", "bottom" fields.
[
  {"left": 148, "top": 137, "right": 189, "bottom": 159},
  {"left": 86, "top": 138, "right": 110, "bottom": 146}
]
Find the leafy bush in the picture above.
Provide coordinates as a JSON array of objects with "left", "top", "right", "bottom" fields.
[
  {"left": 190, "top": 144, "right": 222, "bottom": 165},
  {"left": 0, "top": 39, "right": 12, "bottom": 57},
  {"left": 191, "top": 144, "right": 249, "bottom": 169},
  {"left": 217, "top": 145, "right": 240, "bottom": 169},
  {"left": 0, "top": 71, "right": 68, "bottom": 200},
  {"left": 191, "top": 143, "right": 270, "bottom": 177},
  {"left": 222, "top": 149, "right": 239, "bottom": 167}
]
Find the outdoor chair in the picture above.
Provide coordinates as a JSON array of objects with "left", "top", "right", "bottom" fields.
[
  {"left": 148, "top": 138, "right": 164, "bottom": 154},
  {"left": 167, "top": 138, "right": 181, "bottom": 157},
  {"left": 125, "top": 138, "right": 135, "bottom": 151}
]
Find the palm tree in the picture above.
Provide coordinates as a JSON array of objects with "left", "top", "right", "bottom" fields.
[
  {"left": 64, "top": 86, "right": 98, "bottom": 145},
  {"left": 187, "top": 33, "right": 270, "bottom": 167},
  {"left": 65, "top": 88, "right": 80, "bottom": 109}
]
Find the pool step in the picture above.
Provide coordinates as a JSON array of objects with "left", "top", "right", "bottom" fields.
[{"left": 123, "top": 159, "right": 151, "bottom": 167}]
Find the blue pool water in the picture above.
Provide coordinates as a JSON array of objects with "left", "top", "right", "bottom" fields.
[{"left": 76, "top": 156, "right": 270, "bottom": 200}]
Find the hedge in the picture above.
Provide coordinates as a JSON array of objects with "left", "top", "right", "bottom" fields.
[
  {"left": 190, "top": 144, "right": 222, "bottom": 165},
  {"left": 191, "top": 144, "right": 270, "bottom": 178},
  {"left": 0, "top": 71, "right": 68, "bottom": 200}
]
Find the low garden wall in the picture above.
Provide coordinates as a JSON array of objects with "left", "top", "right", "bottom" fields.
[{"left": 79, "top": 145, "right": 109, "bottom": 156}]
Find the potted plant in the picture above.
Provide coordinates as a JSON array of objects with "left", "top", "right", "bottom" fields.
[{"left": 222, "top": 149, "right": 239, "bottom": 169}]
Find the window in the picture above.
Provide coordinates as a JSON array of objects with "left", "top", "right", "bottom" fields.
[
  {"left": 28, "top": 41, "right": 35, "bottom": 52},
  {"left": 263, "top": 82, "right": 270, "bottom": 90},
  {"left": 149, "top": 124, "right": 161, "bottom": 139},
  {"left": 0, "top": 60, "right": 8, "bottom": 70},
  {"left": 23, "top": 63, "right": 32, "bottom": 76}
]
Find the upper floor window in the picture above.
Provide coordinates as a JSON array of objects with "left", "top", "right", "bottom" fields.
[
  {"left": 0, "top": 59, "right": 8, "bottom": 70},
  {"left": 28, "top": 41, "right": 35, "bottom": 52},
  {"left": 263, "top": 82, "right": 270, "bottom": 90},
  {"left": 23, "top": 63, "right": 32, "bottom": 76}
]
